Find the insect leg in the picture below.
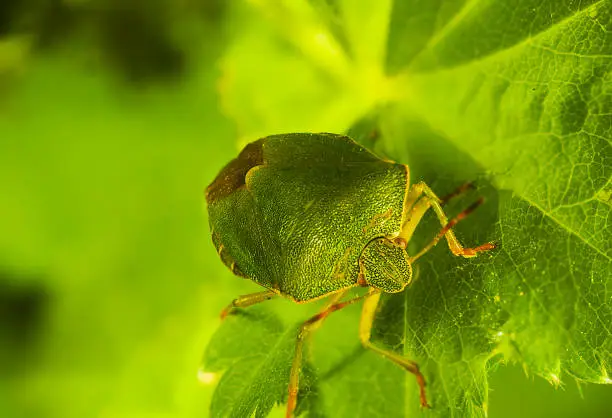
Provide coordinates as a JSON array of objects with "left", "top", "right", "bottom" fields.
[
  {"left": 220, "top": 290, "right": 277, "bottom": 319},
  {"left": 400, "top": 181, "right": 493, "bottom": 259},
  {"left": 359, "top": 290, "right": 430, "bottom": 408},
  {"left": 410, "top": 198, "right": 495, "bottom": 262},
  {"left": 398, "top": 182, "right": 448, "bottom": 246},
  {"left": 286, "top": 290, "right": 367, "bottom": 418}
]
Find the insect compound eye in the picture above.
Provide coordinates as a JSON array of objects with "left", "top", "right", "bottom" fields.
[{"left": 392, "top": 237, "right": 407, "bottom": 249}]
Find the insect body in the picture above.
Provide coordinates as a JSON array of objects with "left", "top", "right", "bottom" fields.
[{"left": 205, "top": 133, "right": 494, "bottom": 417}]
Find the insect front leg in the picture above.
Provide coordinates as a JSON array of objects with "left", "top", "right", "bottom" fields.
[
  {"left": 410, "top": 197, "right": 496, "bottom": 262},
  {"left": 219, "top": 290, "right": 277, "bottom": 319},
  {"left": 399, "top": 181, "right": 460, "bottom": 251},
  {"left": 359, "top": 290, "right": 430, "bottom": 408},
  {"left": 399, "top": 181, "right": 494, "bottom": 260}
]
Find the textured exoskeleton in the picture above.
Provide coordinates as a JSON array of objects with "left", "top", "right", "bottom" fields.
[
  {"left": 206, "top": 133, "right": 412, "bottom": 301},
  {"left": 205, "top": 132, "right": 494, "bottom": 417}
]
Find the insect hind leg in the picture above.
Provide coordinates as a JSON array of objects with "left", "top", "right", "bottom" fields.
[{"left": 220, "top": 290, "right": 277, "bottom": 319}]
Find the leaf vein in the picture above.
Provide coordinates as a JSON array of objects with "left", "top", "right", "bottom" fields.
[{"left": 517, "top": 193, "right": 611, "bottom": 261}]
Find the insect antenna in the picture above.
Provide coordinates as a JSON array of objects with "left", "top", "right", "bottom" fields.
[{"left": 439, "top": 182, "right": 475, "bottom": 205}]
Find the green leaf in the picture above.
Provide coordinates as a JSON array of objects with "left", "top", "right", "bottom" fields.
[
  {"left": 392, "top": 0, "right": 612, "bottom": 409},
  {"left": 387, "top": 0, "right": 603, "bottom": 72},
  {"left": 203, "top": 306, "right": 323, "bottom": 418},
  {"left": 205, "top": 0, "right": 611, "bottom": 417},
  {"left": 204, "top": 309, "right": 292, "bottom": 417}
]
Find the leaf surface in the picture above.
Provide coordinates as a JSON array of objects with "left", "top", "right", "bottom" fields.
[{"left": 204, "top": 1, "right": 612, "bottom": 416}]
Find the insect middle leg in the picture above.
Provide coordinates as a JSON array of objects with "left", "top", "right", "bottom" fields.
[
  {"left": 399, "top": 181, "right": 493, "bottom": 259},
  {"left": 220, "top": 290, "right": 277, "bottom": 319},
  {"left": 359, "top": 290, "right": 430, "bottom": 408},
  {"left": 286, "top": 290, "right": 368, "bottom": 417}
]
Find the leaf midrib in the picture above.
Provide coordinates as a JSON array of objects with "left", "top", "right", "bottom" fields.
[
  {"left": 407, "top": 0, "right": 607, "bottom": 73},
  {"left": 226, "top": 321, "right": 297, "bottom": 417},
  {"left": 517, "top": 192, "right": 611, "bottom": 261}
]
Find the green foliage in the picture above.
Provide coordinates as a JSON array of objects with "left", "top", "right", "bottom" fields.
[
  {"left": 0, "top": 0, "right": 609, "bottom": 417},
  {"left": 205, "top": 309, "right": 323, "bottom": 418},
  {"left": 0, "top": 53, "right": 236, "bottom": 418},
  {"left": 204, "top": 0, "right": 611, "bottom": 417}
]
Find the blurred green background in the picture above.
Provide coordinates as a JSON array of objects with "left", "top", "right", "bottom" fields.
[{"left": 0, "top": 1, "right": 609, "bottom": 417}]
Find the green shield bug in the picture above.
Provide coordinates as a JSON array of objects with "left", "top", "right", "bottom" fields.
[{"left": 205, "top": 133, "right": 495, "bottom": 417}]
